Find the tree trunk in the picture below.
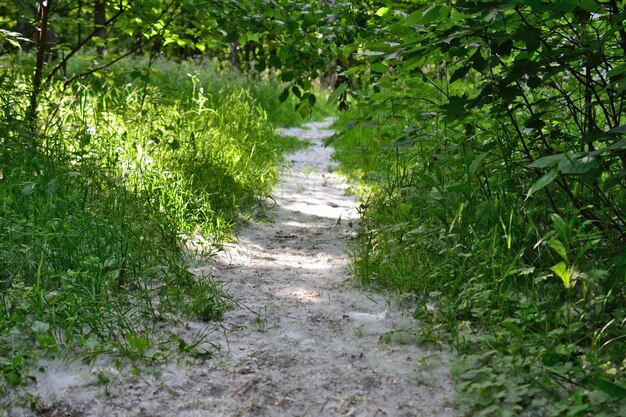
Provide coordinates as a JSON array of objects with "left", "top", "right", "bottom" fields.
[
  {"left": 27, "top": 0, "right": 53, "bottom": 128},
  {"left": 77, "top": 0, "right": 82, "bottom": 44},
  {"left": 94, "top": 0, "right": 106, "bottom": 53},
  {"left": 230, "top": 36, "right": 239, "bottom": 69}
]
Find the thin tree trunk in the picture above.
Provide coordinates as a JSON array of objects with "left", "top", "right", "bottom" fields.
[
  {"left": 27, "top": 0, "right": 53, "bottom": 128},
  {"left": 94, "top": 0, "right": 106, "bottom": 54},
  {"left": 230, "top": 36, "right": 239, "bottom": 69},
  {"left": 77, "top": 0, "right": 82, "bottom": 44}
]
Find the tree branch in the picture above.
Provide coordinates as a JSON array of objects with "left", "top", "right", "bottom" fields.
[{"left": 44, "top": 3, "right": 127, "bottom": 84}]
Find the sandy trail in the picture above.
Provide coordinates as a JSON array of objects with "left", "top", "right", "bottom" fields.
[{"left": 12, "top": 119, "right": 457, "bottom": 417}]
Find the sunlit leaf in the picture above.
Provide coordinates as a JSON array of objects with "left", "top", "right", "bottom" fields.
[
  {"left": 326, "top": 83, "right": 348, "bottom": 105},
  {"left": 550, "top": 261, "right": 572, "bottom": 289},
  {"left": 126, "top": 334, "right": 148, "bottom": 355},
  {"left": 375, "top": 7, "right": 390, "bottom": 17}
]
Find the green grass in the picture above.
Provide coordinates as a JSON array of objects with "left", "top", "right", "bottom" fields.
[
  {"left": 0, "top": 55, "right": 314, "bottom": 401},
  {"left": 331, "top": 103, "right": 626, "bottom": 417}
]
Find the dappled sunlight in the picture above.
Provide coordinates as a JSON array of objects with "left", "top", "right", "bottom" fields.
[
  {"left": 280, "top": 200, "right": 357, "bottom": 222},
  {"left": 275, "top": 287, "right": 326, "bottom": 304},
  {"left": 137, "top": 117, "right": 458, "bottom": 417}
]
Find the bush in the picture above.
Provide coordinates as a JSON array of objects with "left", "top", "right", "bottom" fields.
[{"left": 0, "top": 55, "right": 306, "bottom": 397}]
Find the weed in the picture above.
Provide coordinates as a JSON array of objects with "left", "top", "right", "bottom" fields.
[
  {"left": 253, "top": 306, "right": 268, "bottom": 333},
  {"left": 354, "top": 323, "right": 365, "bottom": 337},
  {"left": 0, "top": 55, "right": 308, "bottom": 400},
  {"left": 331, "top": 99, "right": 626, "bottom": 416}
]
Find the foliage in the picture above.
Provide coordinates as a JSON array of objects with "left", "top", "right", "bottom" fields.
[
  {"left": 3, "top": 0, "right": 625, "bottom": 415},
  {"left": 0, "top": 55, "right": 305, "bottom": 401},
  {"left": 329, "top": 1, "right": 626, "bottom": 416}
]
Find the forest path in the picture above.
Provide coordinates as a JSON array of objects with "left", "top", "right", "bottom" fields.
[{"left": 18, "top": 119, "right": 457, "bottom": 417}]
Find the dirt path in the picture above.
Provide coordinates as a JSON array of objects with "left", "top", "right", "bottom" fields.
[{"left": 12, "top": 119, "right": 457, "bottom": 417}]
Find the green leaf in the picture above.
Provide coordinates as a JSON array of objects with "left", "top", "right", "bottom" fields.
[
  {"left": 552, "top": 1, "right": 579, "bottom": 12},
  {"left": 298, "top": 102, "right": 311, "bottom": 118},
  {"left": 498, "top": 85, "right": 522, "bottom": 103},
  {"left": 22, "top": 182, "right": 35, "bottom": 197},
  {"left": 549, "top": 239, "right": 569, "bottom": 262},
  {"left": 357, "top": 50, "right": 386, "bottom": 57},
  {"left": 527, "top": 76, "right": 542, "bottom": 88},
  {"left": 370, "top": 63, "right": 388, "bottom": 73},
  {"left": 31, "top": 321, "right": 50, "bottom": 334},
  {"left": 280, "top": 70, "right": 294, "bottom": 82},
  {"left": 441, "top": 95, "right": 469, "bottom": 120},
  {"left": 341, "top": 67, "right": 360, "bottom": 76},
  {"left": 542, "top": 352, "right": 563, "bottom": 367},
  {"left": 607, "top": 124, "right": 626, "bottom": 135},
  {"left": 602, "top": 170, "right": 626, "bottom": 191},
  {"left": 596, "top": 377, "right": 626, "bottom": 398},
  {"left": 550, "top": 261, "right": 572, "bottom": 289},
  {"left": 469, "top": 153, "right": 488, "bottom": 174},
  {"left": 279, "top": 86, "right": 290, "bottom": 103},
  {"left": 469, "top": 49, "right": 486, "bottom": 71},
  {"left": 557, "top": 153, "right": 601, "bottom": 174},
  {"left": 491, "top": 36, "right": 513, "bottom": 56},
  {"left": 245, "top": 31, "right": 263, "bottom": 43},
  {"left": 530, "top": 154, "right": 564, "bottom": 168},
  {"left": 449, "top": 65, "right": 471, "bottom": 84},
  {"left": 585, "top": 52, "right": 605, "bottom": 69},
  {"left": 406, "top": 4, "right": 446, "bottom": 26},
  {"left": 578, "top": 0, "right": 602, "bottom": 13},
  {"left": 524, "top": 115, "right": 546, "bottom": 130},
  {"left": 607, "top": 64, "right": 626, "bottom": 79},
  {"left": 502, "top": 319, "right": 523, "bottom": 337},
  {"left": 375, "top": 7, "right": 390, "bottom": 17},
  {"left": 326, "top": 83, "right": 348, "bottom": 105},
  {"left": 582, "top": 129, "right": 605, "bottom": 143},
  {"left": 526, "top": 168, "right": 558, "bottom": 198},
  {"left": 126, "top": 334, "right": 148, "bottom": 355},
  {"left": 429, "top": 187, "right": 444, "bottom": 200},
  {"left": 415, "top": 173, "right": 439, "bottom": 189},
  {"left": 269, "top": 54, "right": 281, "bottom": 68},
  {"left": 517, "top": 26, "right": 542, "bottom": 51}
]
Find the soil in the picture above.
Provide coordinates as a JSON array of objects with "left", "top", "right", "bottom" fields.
[{"left": 8, "top": 119, "right": 458, "bottom": 417}]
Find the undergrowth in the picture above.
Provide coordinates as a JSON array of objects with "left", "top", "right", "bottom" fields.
[
  {"left": 0, "top": 55, "right": 310, "bottom": 400},
  {"left": 331, "top": 105, "right": 626, "bottom": 416}
]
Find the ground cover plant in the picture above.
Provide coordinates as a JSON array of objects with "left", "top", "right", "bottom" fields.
[
  {"left": 327, "top": 1, "right": 626, "bottom": 416},
  {"left": 0, "top": 50, "right": 309, "bottom": 404},
  {"left": 1, "top": 0, "right": 324, "bottom": 406},
  {"left": 3, "top": 1, "right": 626, "bottom": 416}
]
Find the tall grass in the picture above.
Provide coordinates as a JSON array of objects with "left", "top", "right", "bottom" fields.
[
  {"left": 331, "top": 102, "right": 626, "bottom": 416},
  {"left": 0, "top": 55, "right": 308, "bottom": 399}
]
